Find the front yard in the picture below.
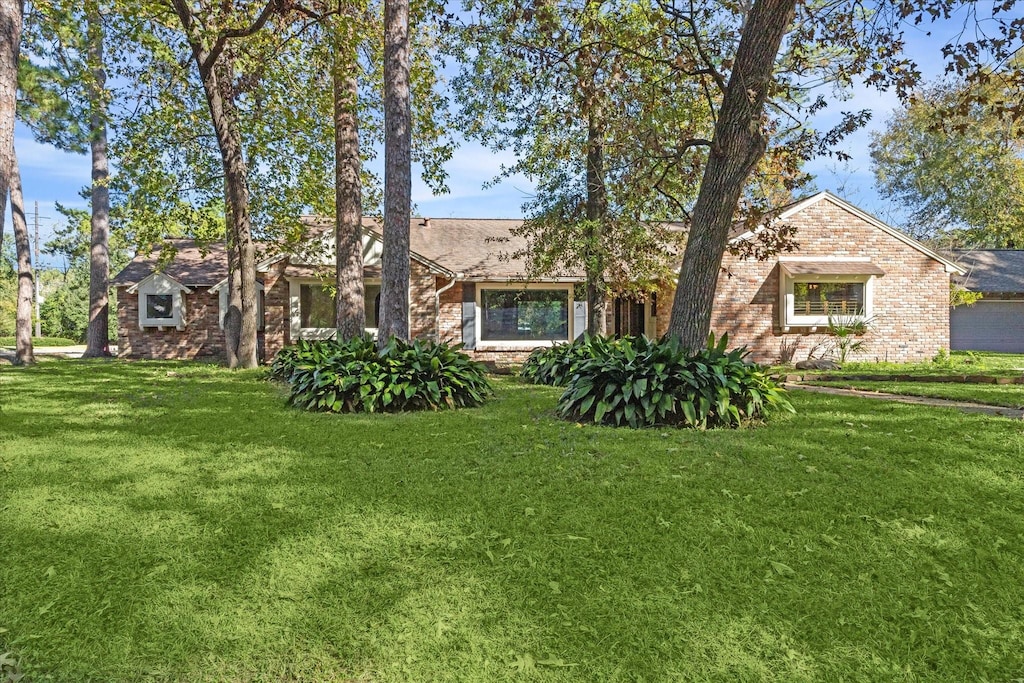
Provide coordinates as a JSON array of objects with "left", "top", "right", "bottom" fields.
[{"left": 1, "top": 361, "right": 1023, "bottom": 681}]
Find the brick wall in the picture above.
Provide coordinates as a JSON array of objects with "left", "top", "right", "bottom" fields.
[
  {"left": 411, "top": 262, "right": 438, "bottom": 340},
  {"left": 116, "top": 286, "right": 225, "bottom": 360},
  {"left": 678, "top": 199, "right": 953, "bottom": 364},
  {"left": 262, "top": 262, "right": 290, "bottom": 360},
  {"left": 437, "top": 280, "right": 463, "bottom": 344},
  {"left": 117, "top": 199, "right": 952, "bottom": 367}
]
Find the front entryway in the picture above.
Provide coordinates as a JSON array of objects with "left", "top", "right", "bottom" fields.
[{"left": 613, "top": 296, "right": 657, "bottom": 338}]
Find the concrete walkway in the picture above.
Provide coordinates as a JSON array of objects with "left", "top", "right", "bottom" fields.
[{"left": 787, "top": 383, "right": 1024, "bottom": 419}]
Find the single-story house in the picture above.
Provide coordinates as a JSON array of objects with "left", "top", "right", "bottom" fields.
[
  {"left": 111, "top": 191, "right": 965, "bottom": 365},
  {"left": 951, "top": 249, "right": 1024, "bottom": 353}
]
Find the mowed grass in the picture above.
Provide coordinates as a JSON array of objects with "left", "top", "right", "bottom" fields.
[
  {"left": 779, "top": 351, "right": 1024, "bottom": 379},
  {"left": 809, "top": 380, "right": 1024, "bottom": 408},
  {"left": 0, "top": 336, "right": 80, "bottom": 348},
  {"left": 1, "top": 361, "right": 1024, "bottom": 681}
]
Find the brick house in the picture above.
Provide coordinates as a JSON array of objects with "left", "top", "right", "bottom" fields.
[{"left": 111, "top": 192, "right": 965, "bottom": 365}]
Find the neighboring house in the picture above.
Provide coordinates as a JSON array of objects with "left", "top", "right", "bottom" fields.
[
  {"left": 111, "top": 192, "right": 965, "bottom": 365},
  {"left": 951, "top": 250, "right": 1024, "bottom": 353}
]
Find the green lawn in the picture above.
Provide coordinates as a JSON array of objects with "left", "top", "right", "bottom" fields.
[
  {"left": 0, "top": 336, "right": 80, "bottom": 347},
  {"left": 776, "top": 351, "right": 1024, "bottom": 379},
  {"left": 2, "top": 361, "right": 1023, "bottom": 681},
  {"left": 809, "top": 380, "right": 1024, "bottom": 408}
]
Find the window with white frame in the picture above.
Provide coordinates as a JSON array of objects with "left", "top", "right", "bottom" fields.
[
  {"left": 300, "top": 283, "right": 335, "bottom": 328},
  {"left": 479, "top": 287, "right": 570, "bottom": 343},
  {"left": 133, "top": 273, "right": 189, "bottom": 329},
  {"left": 289, "top": 280, "right": 382, "bottom": 339},
  {"left": 781, "top": 274, "right": 873, "bottom": 328}
]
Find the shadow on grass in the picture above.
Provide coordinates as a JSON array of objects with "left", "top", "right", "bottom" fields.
[{"left": 1, "top": 360, "right": 1023, "bottom": 680}]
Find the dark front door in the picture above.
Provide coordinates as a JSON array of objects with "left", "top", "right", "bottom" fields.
[{"left": 614, "top": 298, "right": 646, "bottom": 337}]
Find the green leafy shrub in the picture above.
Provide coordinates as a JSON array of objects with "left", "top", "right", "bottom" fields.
[
  {"left": 557, "top": 333, "right": 794, "bottom": 429},
  {"left": 269, "top": 338, "right": 348, "bottom": 381},
  {"left": 273, "top": 336, "right": 492, "bottom": 413},
  {"left": 520, "top": 334, "right": 621, "bottom": 386}
]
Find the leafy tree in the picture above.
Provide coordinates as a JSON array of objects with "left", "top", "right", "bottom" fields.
[
  {"left": 159, "top": 0, "right": 282, "bottom": 369},
  {"left": 454, "top": 0, "right": 710, "bottom": 331},
  {"left": 20, "top": 0, "right": 114, "bottom": 357},
  {"left": 0, "top": 234, "right": 16, "bottom": 335},
  {"left": 871, "top": 80, "right": 1024, "bottom": 248},
  {"left": 655, "top": 0, "right": 1024, "bottom": 350},
  {"left": 39, "top": 206, "right": 127, "bottom": 341},
  {"left": 114, "top": 0, "right": 451, "bottom": 351}
]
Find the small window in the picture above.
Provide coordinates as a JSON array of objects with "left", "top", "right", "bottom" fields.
[
  {"left": 146, "top": 294, "right": 174, "bottom": 319},
  {"left": 793, "top": 282, "right": 864, "bottom": 317},
  {"left": 299, "top": 284, "right": 336, "bottom": 328},
  {"left": 480, "top": 289, "right": 569, "bottom": 342}
]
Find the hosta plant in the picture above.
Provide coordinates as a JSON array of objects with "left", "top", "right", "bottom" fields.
[
  {"left": 557, "top": 333, "right": 794, "bottom": 429},
  {"left": 520, "top": 334, "right": 624, "bottom": 386},
  {"left": 272, "top": 336, "right": 492, "bottom": 413}
]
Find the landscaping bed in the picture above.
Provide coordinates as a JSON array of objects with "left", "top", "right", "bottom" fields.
[{"left": 1, "top": 360, "right": 1023, "bottom": 681}]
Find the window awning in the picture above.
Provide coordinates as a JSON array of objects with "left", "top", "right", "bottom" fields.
[{"left": 780, "top": 261, "right": 885, "bottom": 276}]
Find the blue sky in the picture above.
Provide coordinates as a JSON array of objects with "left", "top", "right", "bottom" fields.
[{"left": 8, "top": 8, "right": 993, "bottom": 265}]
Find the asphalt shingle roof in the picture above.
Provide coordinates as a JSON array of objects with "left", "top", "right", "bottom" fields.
[
  {"left": 111, "top": 239, "right": 230, "bottom": 287},
  {"left": 954, "top": 250, "right": 1024, "bottom": 294}
]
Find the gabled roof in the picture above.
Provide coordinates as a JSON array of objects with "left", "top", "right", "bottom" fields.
[
  {"left": 112, "top": 239, "right": 230, "bottom": 288},
  {"left": 125, "top": 270, "right": 193, "bottom": 294},
  {"left": 953, "top": 250, "right": 1024, "bottom": 293},
  {"left": 749, "top": 191, "right": 966, "bottom": 275}
]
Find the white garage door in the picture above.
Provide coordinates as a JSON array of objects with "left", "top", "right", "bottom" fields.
[{"left": 951, "top": 301, "right": 1024, "bottom": 352}]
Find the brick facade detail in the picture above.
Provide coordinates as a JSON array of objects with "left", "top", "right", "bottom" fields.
[
  {"left": 116, "top": 198, "right": 955, "bottom": 366},
  {"left": 116, "top": 286, "right": 225, "bottom": 360},
  {"left": 698, "top": 201, "right": 951, "bottom": 364}
]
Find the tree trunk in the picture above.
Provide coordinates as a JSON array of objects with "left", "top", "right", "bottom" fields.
[
  {"left": 0, "top": 0, "right": 21, "bottom": 252},
  {"left": 211, "top": 56, "right": 259, "bottom": 367},
  {"left": 198, "top": 54, "right": 258, "bottom": 367},
  {"left": 334, "top": 12, "right": 364, "bottom": 340},
  {"left": 666, "top": 0, "right": 797, "bottom": 351},
  {"left": 82, "top": 6, "right": 110, "bottom": 358},
  {"left": 584, "top": 107, "right": 607, "bottom": 335},
  {"left": 379, "top": 0, "right": 411, "bottom": 344},
  {"left": 224, "top": 202, "right": 242, "bottom": 367},
  {"left": 10, "top": 147, "right": 34, "bottom": 365},
  {"left": 169, "top": 1, "right": 260, "bottom": 368}
]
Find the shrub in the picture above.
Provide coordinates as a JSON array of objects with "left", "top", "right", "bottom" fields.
[
  {"left": 520, "top": 334, "right": 621, "bottom": 386},
  {"left": 269, "top": 337, "right": 348, "bottom": 381},
  {"left": 273, "top": 336, "right": 492, "bottom": 413},
  {"left": 557, "top": 333, "right": 794, "bottom": 429}
]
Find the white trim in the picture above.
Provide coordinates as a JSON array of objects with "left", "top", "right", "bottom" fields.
[
  {"left": 780, "top": 271, "right": 874, "bottom": 330},
  {"left": 218, "top": 280, "right": 265, "bottom": 330},
  {"left": 126, "top": 271, "right": 192, "bottom": 295},
  {"left": 134, "top": 272, "right": 191, "bottom": 330},
  {"left": 288, "top": 277, "right": 391, "bottom": 340},
  {"left": 475, "top": 282, "right": 574, "bottom": 350},
  {"left": 464, "top": 276, "right": 587, "bottom": 284}
]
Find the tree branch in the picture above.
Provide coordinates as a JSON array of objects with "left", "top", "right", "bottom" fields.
[{"left": 204, "top": 0, "right": 282, "bottom": 71}]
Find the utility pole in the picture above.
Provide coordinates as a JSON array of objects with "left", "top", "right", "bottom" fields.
[
  {"left": 34, "top": 201, "right": 40, "bottom": 336},
  {"left": 31, "top": 201, "right": 48, "bottom": 338}
]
